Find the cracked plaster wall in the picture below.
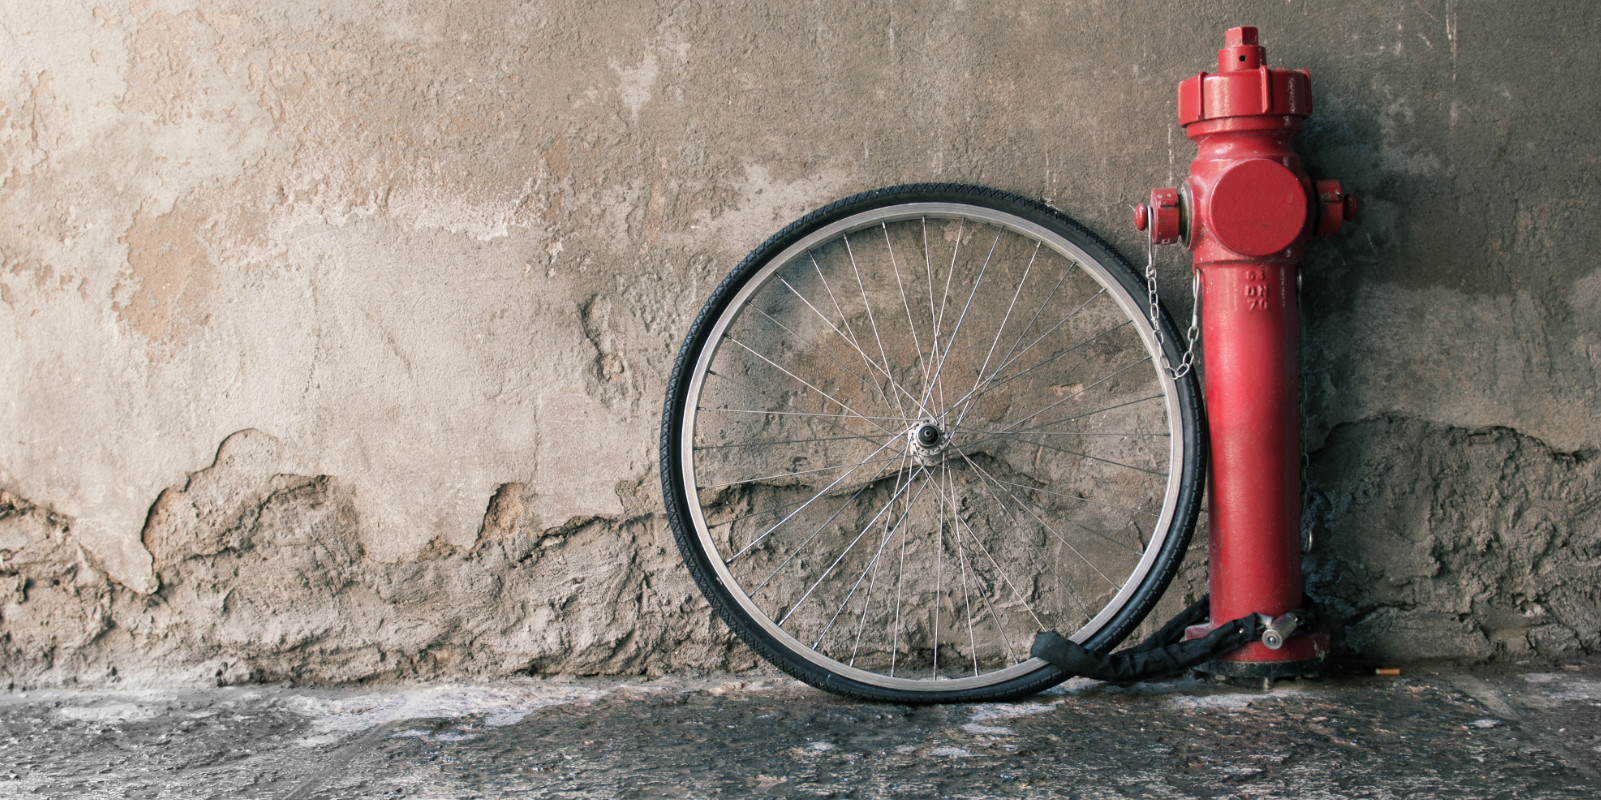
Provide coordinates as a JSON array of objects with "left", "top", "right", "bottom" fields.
[{"left": 0, "top": 1, "right": 1597, "bottom": 686}]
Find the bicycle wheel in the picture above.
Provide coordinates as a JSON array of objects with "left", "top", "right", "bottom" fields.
[{"left": 660, "top": 184, "right": 1204, "bottom": 703}]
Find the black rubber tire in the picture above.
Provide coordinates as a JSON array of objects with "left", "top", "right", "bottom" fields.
[{"left": 660, "top": 184, "right": 1205, "bottom": 703}]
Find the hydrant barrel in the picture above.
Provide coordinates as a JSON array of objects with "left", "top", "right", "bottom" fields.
[
  {"left": 1202, "top": 259, "right": 1308, "bottom": 669},
  {"left": 1143, "top": 27, "right": 1353, "bottom": 677}
]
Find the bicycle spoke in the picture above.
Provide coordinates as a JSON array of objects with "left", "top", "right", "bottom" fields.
[
  {"left": 975, "top": 432, "right": 1167, "bottom": 478},
  {"left": 748, "top": 466, "right": 898, "bottom": 593},
  {"left": 813, "top": 454, "right": 927, "bottom": 649},
  {"left": 700, "top": 405, "right": 905, "bottom": 423},
  {"left": 962, "top": 453, "right": 1125, "bottom": 590},
  {"left": 724, "top": 335, "right": 896, "bottom": 437},
  {"left": 889, "top": 457, "right": 913, "bottom": 677},
  {"left": 883, "top": 221, "right": 933, "bottom": 391},
  {"left": 986, "top": 262, "right": 1080, "bottom": 387},
  {"left": 952, "top": 287, "right": 1112, "bottom": 420},
  {"left": 746, "top": 479, "right": 880, "bottom": 586},
  {"left": 961, "top": 451, "right": 1148, "bottom": 555},
  {"left": 959, "top": 391, "right": 1166, "bottom": 453},
  {"left": 775, "top": 272, "right": 930, "bottom": 420},
  {"left": 780, "top": 466, "right": 931, "bottom": 626},
  {"left": 956, "top": 240, "right": 1041, "bottom": 427},
  {"left": 745, "top": 304, "right": 891, "bottom": 412},
  {"left": 706, "top": 463, "right": 908, "bottom": 532},
  {"left": 947, "top": 479, "right": 1050, "bottom": 631},
  {"left": 945, "top": 464, "right": 981, "bottom": 676},
  {"left": 955, "top": 451, "right": 1092, "bottom": 625},
  {"left": 951, "top": 515, "right": 1047, "bottom": 645},
  {"left": 722, "top": 435, "right": 901, "bottom": 551},
  {"left": 966, "top": 529, "right": 1023, "bottom": 668},
  {"left": 808, "top": 252, "right": 931, "bottom": 422},
  {"left": 979, "top": 475, "right": 1162, "bottom": 520},
  {"left": 957, "top": 430, "right": 1170, "bottom": 439},
  {"left": 844, "top": 232, "right": 911, "bottom": 424},
  {"left": 697, "top": 432, "right": 886, "bottom": 451},
  {"left": 700, "top": 449, "right": 903, "bottom": 492},
  {"left": 920, "top": 217, "right": 941, "bottom": 394},
  {"left": 696, "top": 369, "right": 900, "bottom": 502},
  {"left": 950, "top": 321, "right": 1134, "bottom": 424},
  {"left": 957, "top": 361, "right": 1159, "bottom": 452},
  {"left": 932, "top": 457, "right": 943, "bottom": 677},
  {"left": 921, "top": 219, "right": 961, "bottom": 415},
  {"left": 995, "top": 285, "right": 1112, "bottom": 375},
  {"left": 802, "top": 255, "right": 894, "bottom": 412},
  {"left": 847, "top": 475, "right": 897, "bottom": 667},
  {"left": 917, "top": 230, "right": 1001, "bottom": 416}
]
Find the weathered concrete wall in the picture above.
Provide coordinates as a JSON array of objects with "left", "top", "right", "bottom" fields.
[{"left": 0, "top": 0, "right": 1596, "bottom": 686}]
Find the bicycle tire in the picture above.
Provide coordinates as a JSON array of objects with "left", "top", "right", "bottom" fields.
[{"left": 660, "top": 183, "right": 1205, "bottom": 703}]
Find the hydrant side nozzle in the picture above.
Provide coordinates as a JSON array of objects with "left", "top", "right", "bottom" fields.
[
  {"left": 1313, "top": 179, "right": 1357, "bottom": 237},
  {"left": 1137, "top": 188, "right": 1184, "bottom": 245}
]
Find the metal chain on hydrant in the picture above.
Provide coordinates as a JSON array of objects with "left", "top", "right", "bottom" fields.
[{"left": 1145, "top": 233, "right": 1201, "bottom": 379}]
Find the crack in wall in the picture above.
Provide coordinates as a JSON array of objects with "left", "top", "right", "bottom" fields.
[
  {"left": 1303, "top": 415, "right": 1600, "bottom": 664},
  {"left": 4, "top": 411, "right": 1596, "bottom": 687},
  {"left": 2, "top": 431, "right": 752, "bottom": 688}
]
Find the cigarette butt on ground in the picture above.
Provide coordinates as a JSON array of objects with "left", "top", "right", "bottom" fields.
[{"left": 1375, "top": 668, "right": 1402, "bottom": 676}]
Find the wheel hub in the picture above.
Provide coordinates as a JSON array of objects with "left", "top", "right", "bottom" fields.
[{"left": 908, "top": 420, "right": 950, "bottom": 466}]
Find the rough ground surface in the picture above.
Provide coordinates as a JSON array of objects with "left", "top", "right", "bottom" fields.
[
  {"left": 2, "top": 0, "right": 1600, "bottom": 684},
  {"left": 2, "top": 660, "right": 1599, "bottom": 799}
]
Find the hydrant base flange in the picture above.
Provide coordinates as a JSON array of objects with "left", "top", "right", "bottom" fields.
[{"left": 1183, "top": 622, "right": 1329, "bottom": 679}]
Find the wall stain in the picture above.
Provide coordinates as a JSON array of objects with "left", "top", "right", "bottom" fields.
[{"left": 115, "top": 200, "right": 217, "bottom": 343}]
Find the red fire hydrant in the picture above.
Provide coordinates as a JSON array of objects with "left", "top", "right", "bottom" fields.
[{"left": 1135, "top": 26, "right": 1355, "bottom": 678}]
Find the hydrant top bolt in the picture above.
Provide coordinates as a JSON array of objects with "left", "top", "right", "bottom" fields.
[{"left": 1218, "top": 26, "right": 1265, "bottom": 73}]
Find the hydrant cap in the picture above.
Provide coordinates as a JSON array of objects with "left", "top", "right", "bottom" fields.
[
  {"left": 1177, "top": 27, "right": 1314, "bottom": 127},
  {"left": 1207, "top": 159, "right": 1307, "bottom": 256}
]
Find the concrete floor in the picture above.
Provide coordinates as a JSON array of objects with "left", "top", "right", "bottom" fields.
[{"left": 1, "top": 660, "right": 1597, "bottom": 799}]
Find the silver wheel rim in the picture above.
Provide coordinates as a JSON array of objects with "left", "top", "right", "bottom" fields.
[{"left": 681, "top": 202, "right": 1187, "bottom": 693}]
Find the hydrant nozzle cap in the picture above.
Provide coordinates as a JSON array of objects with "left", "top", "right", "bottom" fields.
[{"left": 1138, "top": 188, "right": 1183, "bottom": 245}]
